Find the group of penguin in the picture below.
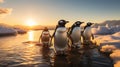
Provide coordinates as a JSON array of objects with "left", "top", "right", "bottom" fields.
[{"left": 39, "top": 19, "right": 94, "bottom": 55}]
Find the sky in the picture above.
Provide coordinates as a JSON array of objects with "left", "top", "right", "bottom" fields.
[{"left": 0, "top": 0, "right": 120, "bottom": 26}]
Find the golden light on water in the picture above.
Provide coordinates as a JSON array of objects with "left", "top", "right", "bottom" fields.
[
  {"left": 28, "top": 31, "right": 34, "bottom": 41},
  {"left": 21, "top": 44, "right": 41, "bottom": 65}
]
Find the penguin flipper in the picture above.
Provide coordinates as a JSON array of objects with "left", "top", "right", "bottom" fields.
[
  {"left": 92, "top": 34, "right": 94, "bottom": 40},
  {"left": 52, "top": 25, "right": 58, "bottom": 37},
  {"left": 67, "top": 27, "right": 71, "bottom": 36},
  {"left": 70, "top": 25, "right": 75, "bottom": 35},
  {"left": 39, "top": 31, "right": 43, "bottom": 43}
]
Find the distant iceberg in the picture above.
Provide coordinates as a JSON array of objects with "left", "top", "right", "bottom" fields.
[
  {"left": 0, "top": 25, "right": 17, "bottom": 36},
  {"left": 0, "top": 24, "right": 27, "bottom": 36},
  {"left": 14, "top": 28, "right": 27, "bottom": 34}
]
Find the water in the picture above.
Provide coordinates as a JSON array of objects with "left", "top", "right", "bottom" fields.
[
  {"left": 0, "top": 30, "right": 113, "bottom": 67},
  {"left": 0, "top": 30, "right": 54, "bottom": 67}
]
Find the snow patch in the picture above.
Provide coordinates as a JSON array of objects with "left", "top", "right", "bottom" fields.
[
  {"left": 114, "top": 61, "right": 120, "bottom": 67},
  {"left": 110, "top": 50, "right": 120, "bottom": 63},
  {"left": 100, "top": 45, "right": 116, "bottom": 53},
  {"left": 94, "top": 32, "right": 120, "bottom": 47}
]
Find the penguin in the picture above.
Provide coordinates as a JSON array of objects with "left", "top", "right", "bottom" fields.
[
  {"left": 39, "top": 27, "right": 51, "bottom": 47},
  {"left": 51, "top": 19, "right": 69, "bottom": 55},
  {"left": 83, "top": 22, "right": 94, "bottom": 44},
  {"left": 68, "top": 21, "right": 84, "bottom": 48}
]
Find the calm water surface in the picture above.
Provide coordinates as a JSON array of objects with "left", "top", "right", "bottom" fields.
[
  {"left": 0, "top": 30, "right": 112, "bottom": 67},
  {"left": 0, "top": 30, "right": 55, "bottom": 67}
]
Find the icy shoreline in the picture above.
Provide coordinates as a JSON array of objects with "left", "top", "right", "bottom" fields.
[
  {"left": 95, "top": 32, "right": 120, "bottom": 67},
  {"left": 92, "top": 25, "right": 120, "bottom": 67}
]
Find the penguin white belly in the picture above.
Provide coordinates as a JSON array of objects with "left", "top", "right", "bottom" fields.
[
  {"left": 54, "top": 28, "right": 68, "bottom": 51},
  {"left": 83, "top": 27, "right": 92, "bottom": 40},
  {"left": 71, "top": 27, "right": 81, "bottom": 43},
  {"left": 41, "top": 31, "right": 50, "bottom": 43}
]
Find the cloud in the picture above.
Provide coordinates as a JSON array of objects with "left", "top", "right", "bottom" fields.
[
  {"left": 0, "top": 8, "right": 12, "bottom": 18},
  {"left": 0, "top": 0, "right": 4, "bottom": 3},
  {"left": 0, "top": 8, "right": 12, "bottom": 14},
  {"left": 0, "top": 0, "right": 12, "bottom": 18}
]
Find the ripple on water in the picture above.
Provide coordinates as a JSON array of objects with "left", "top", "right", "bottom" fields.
[{"left": 0, "top": 42, "right": 51, "bottom": 67}]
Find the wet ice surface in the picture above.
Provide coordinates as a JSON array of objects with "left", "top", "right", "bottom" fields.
[{"left": 0, "top": 30, "right": 113, "bottom": 67}]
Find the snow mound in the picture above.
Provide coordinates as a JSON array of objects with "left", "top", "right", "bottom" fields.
[
  {"left": 95, "top": 32, "right": 120, "bottom": 46},
  {"left": 109, "top": 25, "right": 120, "bottom": 34},
  {"left": 100, "top": 45, "right": 116, "bottom": 53},
  {"left": 114, "top": 61, "right": 120, "bottom": 67},
  {"left": 92, "top": 24, "right": 120, "bottom": 35},
  {"left": 97, "top": 26, "right": 110, "bottom": 34},
  {"left": 113, "top": 32, "right": 120, "bottom": 37},
  {"left": 110, "top": 50, "right": 120, "bottom": 63}
]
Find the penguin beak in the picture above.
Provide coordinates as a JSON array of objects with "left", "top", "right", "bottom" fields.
[
  {"left": 92, "top": 23, "right": 94, "bottom": 25},
  {"left": 82, "top": 22, "right": 84, "bottom": 23},
  {"left": 80, "top": 22, "right": 84, "bottom": 24},
  {"left": 66, "top": 21, "right": 69, "bottom": 23}
]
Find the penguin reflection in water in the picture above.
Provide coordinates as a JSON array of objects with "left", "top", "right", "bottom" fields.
[
  {"left": 39, "top": 27, "right": 51, "bottom": 47},
  {"left": 68, "top": 21, "right": 84, "bottom": 49},
  {"left": 51, "top": 19, "right": 69, "bottom": 55},
  {"left": 83, "top": 22, "right": 94, "bottom": 45}
]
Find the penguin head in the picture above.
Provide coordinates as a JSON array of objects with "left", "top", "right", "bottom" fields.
[
  {"left": 87, "top": 22, "right": 94, "bottom": 26},
  {"left": 74, "top": 21, "right": 84, "bottom": 26},
  {"left": 58, "top": 19, "right": 69, "bottom": 26},
  {"left": 43, "top": 27, "right": 48, "bottom": 31}
]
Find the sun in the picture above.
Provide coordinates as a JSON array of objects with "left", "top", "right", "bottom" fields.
[{"left": 26, "top": 19, "right": 37, "bottom": 26}]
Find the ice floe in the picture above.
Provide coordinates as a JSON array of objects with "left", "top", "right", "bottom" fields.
[{"left": 0, "top": 25, "right": 27, "bottom": 36}]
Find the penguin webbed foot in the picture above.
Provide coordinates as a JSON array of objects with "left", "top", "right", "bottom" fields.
[
  {"left": 71, "top": 45, "right": 81, "bottom": 49},
  {"left": 56, "top": 51, "right": 67, "bottom": 56}
]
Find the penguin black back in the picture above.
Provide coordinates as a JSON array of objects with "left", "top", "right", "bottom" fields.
[
  {"left": 69, "top": 21, "right": 84, "bottom": 35},
  {"left": 84, "top": 22, "right": 93, "bottom": 30}
]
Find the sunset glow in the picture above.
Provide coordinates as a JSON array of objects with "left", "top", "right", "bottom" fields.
[
  {"left": 26, "top": 19, "right": 37, "bottom": 26},
  {"left": 0, "top": 0, "right": 120, "bottom": 25}
]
